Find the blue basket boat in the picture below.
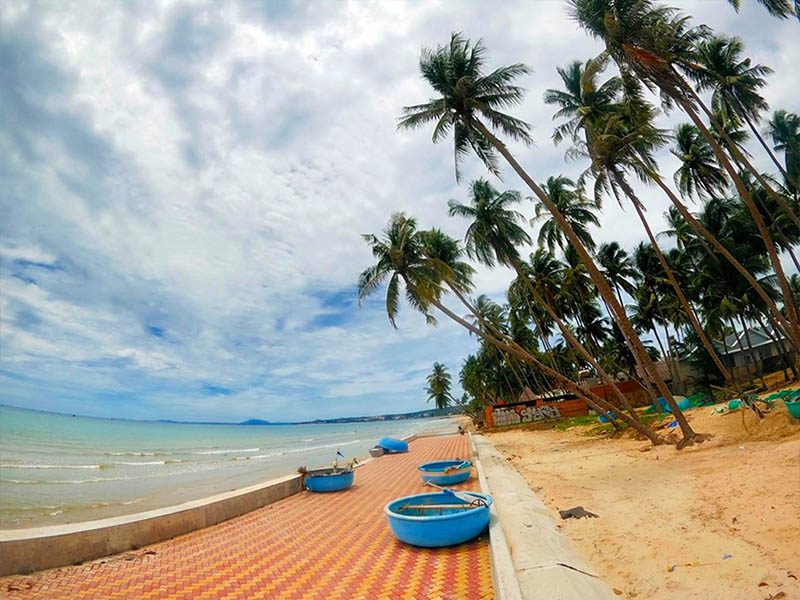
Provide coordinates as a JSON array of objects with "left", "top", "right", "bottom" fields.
[
  {"left": 385, "top": 489, "right": 492, "bottom": 547},
  {"left": 378, "top": 437, "right": 409, "bottom": 453},
  {"left": 303, "top": 468, "right": 354, "bottom": 493},
  {"left": 418, "top": 460, "right": 472, "bottom": 486}
]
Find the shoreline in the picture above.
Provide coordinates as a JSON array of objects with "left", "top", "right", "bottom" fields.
[
  {"left": 0, "top": 430, "right": 424, "bottom": 576},
  {"left": 0, "top": 418, "right": 468, "bottom": 575},
  {"left": 0, "top": 412, "right": 463, "bottom": 530}
]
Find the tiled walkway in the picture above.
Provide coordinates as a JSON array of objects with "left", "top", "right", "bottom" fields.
[{"left": 1, "top": 435, "right": 493, "bottom": 599}]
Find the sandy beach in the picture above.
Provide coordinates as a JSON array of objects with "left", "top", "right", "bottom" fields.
[{"left": 488, "top": 401, "right": 800, "bottom": 599}]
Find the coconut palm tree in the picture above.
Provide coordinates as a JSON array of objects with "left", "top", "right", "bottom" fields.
[
  {"left": 559, "top": 76, "right": 737, "bottom": 387},
  {"left": 672, "top": 123, "right": 729, "bottom": 200},
  {"left": 532, "top": 176, "right": 601, "bottom": 253},
  {"left": 398, "top": 34, "right": 684, "bottom": 444},
  {"left": 425, "top": 362, "right": 454, "bottom": 409},
  {"left": 358, "top": 213, "right": 665, "bottom": 444},
  {"left": 543, "top": 57, "right": 622, "bottom": 146},
  {"left": 448, "top": 179, "right": 646, "bottom": 424},
  {"left": 766, "top": 110, "right": 800, "bottom": 197},
  {"left": 694, "top": 35, "right": 796, "bottom": 191},
  {"left": 569, "top": 0, "right": 800, "bottom": 351},
  {"left": 597, "top": 242, "right": 638, "bottom": 306}
]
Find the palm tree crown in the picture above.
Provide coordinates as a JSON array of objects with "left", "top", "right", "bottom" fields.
[
  {"left": 425, "top": 362, "right": 454, "bottom": 410},
  {"left": 448, "top": 178, "right": 531, "bottom": 267},
  {"left": 533, "top": 176, "right": 600, "bottom": 253},
  {"left": 398, "top": 32, "right": 533, "bottom": 180}
]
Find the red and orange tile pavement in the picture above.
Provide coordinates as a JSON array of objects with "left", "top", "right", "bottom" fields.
[{"left": 1, "top": 435, "right": 494, "bottom": 599}]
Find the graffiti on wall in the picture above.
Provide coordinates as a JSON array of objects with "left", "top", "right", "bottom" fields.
[{"left": 491, "top": 403, "right": 561, "bottom": 427}]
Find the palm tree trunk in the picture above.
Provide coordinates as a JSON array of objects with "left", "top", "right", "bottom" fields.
[
  {"left": 668, "top": 88, "right": 800, "bottom": 350},
  {"left": 469, "top": 119, "right": 700, "bottom": 445},
  {"left": 741, "top": 112, "right": 800, "bottom": 194},
  {"left": 424, "top": 288, "right": 665, "bottom": 444},
  {"left": 756, "top": 310, "right": 799, "bottom": 380},
  {"left": 612, "top": 170, "right": 735, "bottom": 384},
  {"left": 641, "top": 163, "right": 800, "bottom": 356},
  {"left": 739, "top": 315, "right": 767, "bottom": 388}
]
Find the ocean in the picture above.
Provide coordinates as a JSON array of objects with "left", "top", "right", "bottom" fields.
[{"left": 0, "top": 405, "right": 459, "bottom": 529}]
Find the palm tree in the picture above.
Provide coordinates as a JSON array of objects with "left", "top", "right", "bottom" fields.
[
  {"left": 543, "top": 57, "right": 622, "bottom": 146},
  {"left": 358, "top": 213, "right": 664, "bottom": 444},
  {"left": 569, "top": 0, "right": 800, "bottom": 352},
  {"left": 766, "top": 110, "right": 800, "bottom": 196},
  {"left": 672, "top": 123, "right": 729, "bottom": 200},
  {"left": 449, "top": 179, "right": 647, "bottom": 425},
  {"left": 597, "top": 242, "right": 638, "bottom": 306},
  {"left": 425, "top": 362, "right": 454, "bottom": 409},
  {"left": 695, "top": 35, "right": 797, "bottom": 192},
  {"left": 532, "top": 176, "right": 601, "bottom": 253},
  {"left": 399, "top": 33, "right": 677, "bottom": 442},
  {"left": 560, "top": 77, "right": 736, "bottom": 389}
]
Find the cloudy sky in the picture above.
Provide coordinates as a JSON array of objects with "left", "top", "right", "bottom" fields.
[{"left": 1, "top": 1, "right": 797, "bottom": 422}]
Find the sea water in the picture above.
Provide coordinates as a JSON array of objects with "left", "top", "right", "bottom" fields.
[{"left": 0, "top": 405, "right": 459, "bottom": 528}]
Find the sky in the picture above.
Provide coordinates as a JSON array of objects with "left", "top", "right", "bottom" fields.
[{"left": 1, "top": 1, "right": 798, "bottom": 422}]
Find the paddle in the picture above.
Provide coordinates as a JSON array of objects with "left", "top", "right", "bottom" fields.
[
  {"left": 443, "top": 460, "right": 471, "bottom": 474},
  {"left": 423, "top": 481, "right": 487, "bottom": 506}
]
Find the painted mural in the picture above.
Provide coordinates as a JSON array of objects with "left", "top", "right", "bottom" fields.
[{"left": 490, "top": 403, "right": 561, "bottom": 426}]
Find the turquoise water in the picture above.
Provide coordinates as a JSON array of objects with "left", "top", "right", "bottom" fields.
[{"left": 0, "top": 405, "right": 458, "bottom": 528}]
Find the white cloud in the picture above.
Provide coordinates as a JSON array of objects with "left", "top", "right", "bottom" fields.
[{"left": 1, "top": 0, "right": 797, "bottom": 421}]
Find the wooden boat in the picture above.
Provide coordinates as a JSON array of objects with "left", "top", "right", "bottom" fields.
[
  {"left": 378, "top": 437, "right": 409, "bottom": 453},
  {"left": 384, "top": 489, "right": 492, "bottom": 547},
  {"left": 301, "top": 468, "right": 354, "bottom": 493},
  {"left": 418, "top": 460, "right": 472, "bottom": 486}
]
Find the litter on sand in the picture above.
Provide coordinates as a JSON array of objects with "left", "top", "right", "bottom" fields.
[{"left": 559, "top": 506, "right": 599, "bottom": 519}]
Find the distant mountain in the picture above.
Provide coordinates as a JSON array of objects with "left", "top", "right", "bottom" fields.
[{"left": 237, "top": 407, "right": 463, "bottom": 426}]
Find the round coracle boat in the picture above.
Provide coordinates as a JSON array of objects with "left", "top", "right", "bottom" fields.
[
  {"left": 418, "top": 459, "right": 472, "bottom": 486},
  {"left": 378, "top": 437, "right": 409, "bottom": 453},
  {"left": 385, "top": 489, "right": 491, "bottom": 547},
  {"left": 302, "top": 468, "right": 354, "bottom": 493}
]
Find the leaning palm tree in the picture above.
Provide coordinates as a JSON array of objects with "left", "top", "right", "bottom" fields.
[
  {"left": 597, "top": 242, "right": 638, "bottom": 306},
  {"left": 399, "top": 33, "right": 679, "bottom": 443},
  {"left": 425, "top": 362, "right": 454, "bottom": 410},
  {"left": 543, "top": 57, "right": 622, "bottom": 146},
  {"left": 532, "top": 176, "right": 601, "bottom": 253},
  {"left": 569, "top": 0, "right": 800, "bottom": 352},
  {"left": 448, "top": 179, "right": 652, "bottom": 429},
  {"left": 695, "top": 35, "right": 797, "bottom": 192},
  {"left": 358, "top": 213, "right": 665, "bottom": 444},
  {"left": 672, "top": 123, "right": 729, "bottom": 200},
  {"left": 566, "top": 86, "right": 736, "bottom": 390}
]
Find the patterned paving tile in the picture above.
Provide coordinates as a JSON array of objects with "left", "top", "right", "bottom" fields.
[{"left": 1, "top": 435, "right": 493, "bottom": 599}]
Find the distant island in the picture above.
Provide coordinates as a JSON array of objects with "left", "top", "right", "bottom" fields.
[
  {"left": 239, "top": 406, "right": 463, "bottom": 426},
  {"left": 1, "top": 404, "right": 463, "bottom": 426}
]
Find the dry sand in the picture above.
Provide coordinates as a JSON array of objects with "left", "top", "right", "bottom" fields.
[{"left": 488, "top": 401, "right": 800, "bottom": 600}]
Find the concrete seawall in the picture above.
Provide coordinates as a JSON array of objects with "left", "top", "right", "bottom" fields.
[
  {"left": 0, "top": 433, "right": 420, "bottom": 576},
  {"left": 0, "top": 473, "right": 302, "bottom": 576}
]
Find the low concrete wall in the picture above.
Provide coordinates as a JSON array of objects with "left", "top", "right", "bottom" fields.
[
  {"left": 473, "top": 435, "right": 615, "bottom": 600},
  {"left": 0, "top": 473, "right": 302, "bottom": 576}
]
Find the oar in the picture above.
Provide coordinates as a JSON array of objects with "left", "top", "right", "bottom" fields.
[
  {"left": 443, "top": 460, "right": 471, "bottom": 473},
  {"left": 399, "top": 503, "right": 477, "bottom": 511},
  {"left": 424, "top": 481, "right": 487, "bottom": 506}
]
